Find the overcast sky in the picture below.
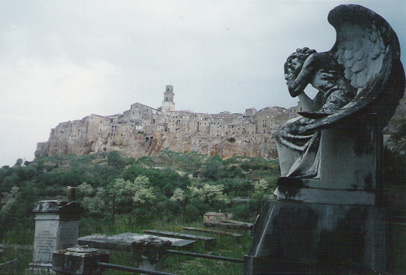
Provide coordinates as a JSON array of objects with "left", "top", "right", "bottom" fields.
[{"left": 0, "top": 0, "right": 405, "bottom": 166}]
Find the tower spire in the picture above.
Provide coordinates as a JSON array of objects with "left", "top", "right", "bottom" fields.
[{"left": 161, "top": 85, "right": 175, "bottom": 112}]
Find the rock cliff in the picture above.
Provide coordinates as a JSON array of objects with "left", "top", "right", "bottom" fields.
[
  {"left": 36, "top": 130, "right": 277, "bottom": 160},
  {"left": 35, "top": 101, "right": 290, "bottom": 160}
]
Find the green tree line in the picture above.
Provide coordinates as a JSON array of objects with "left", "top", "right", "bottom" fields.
[{"left": 0, "top": 150, "right": 280, "bottom": 243}]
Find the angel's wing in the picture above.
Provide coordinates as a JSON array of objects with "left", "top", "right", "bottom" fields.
[{"left": 301, "top": 4, "right": 404, "bottom": 134}]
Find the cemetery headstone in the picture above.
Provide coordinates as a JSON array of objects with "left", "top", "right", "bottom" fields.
[{"left": 28, "top": 198, "right": 82, "bottom": 274}]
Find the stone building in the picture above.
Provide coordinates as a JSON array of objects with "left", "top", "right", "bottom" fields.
[
  {"left": 35, "top": 85, "right": 298, "bottom": 160},
  {"left": 254, "top": 106, "right": 287, "bottom": 134}
]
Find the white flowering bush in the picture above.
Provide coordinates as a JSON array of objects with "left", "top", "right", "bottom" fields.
[{"left": 188, "top": 183, "right": 230, "bottom": 205}]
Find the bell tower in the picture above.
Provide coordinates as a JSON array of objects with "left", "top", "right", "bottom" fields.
[{"left": 161, "top": 85, "right": 175, "bottom": 112}]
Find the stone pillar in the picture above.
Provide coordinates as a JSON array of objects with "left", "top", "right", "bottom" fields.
[
  {"left": 28, "top": 200, "right": 83, "bottom": 274},
  {"left": 52, "top": 246, "right": 109, "bottom": 275},
  {"left": 132, "top": 236, "right": 171, "bottom": 273}
]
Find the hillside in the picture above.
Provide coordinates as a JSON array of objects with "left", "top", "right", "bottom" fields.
[{"left": 0, "top": 150, "right": 280, "bottom": 242}]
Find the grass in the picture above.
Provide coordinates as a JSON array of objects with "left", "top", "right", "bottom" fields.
[
  {"left": 1, "top": 211, "right": 405, "bottom": 274},
  {"left": 389, "top": 222, "right": 406, "bottom": 274},
  {"left": 71, "top": 215, "right": 251, "bottom": 275},
  {"left": 0, "top": 217, "right": 251, "bottom": 275},
  {"left": 0, "top": 246, "right": 32, "bottom": 274}
]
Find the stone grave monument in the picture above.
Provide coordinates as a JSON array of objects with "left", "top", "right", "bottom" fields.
[
  {"left": 244, "top": 4, "right": 405, "bottom": 274},
  {"left": 52, "top": 246, "right": 109, "bottom": 275},
  {"left": 28, "top": 188, "right": 83, "bottom": 274},
  {"left": 78, "top": 232, "right": 194, "bottom": 272}
]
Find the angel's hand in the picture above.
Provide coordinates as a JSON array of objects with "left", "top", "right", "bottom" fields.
[
  {"left": 319, "top": 69, "right": 341, "bottom": 81},
  {"left": 300, "top": 53, "right": 318, "bottom": 71},
  {"left": 285, "top": 70, "right": 301, "bottom": 97}
]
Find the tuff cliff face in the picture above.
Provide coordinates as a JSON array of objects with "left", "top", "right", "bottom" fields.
[
  {"left": 36, "top": 130, "right": 277, "bottom": 160},
  {"left": 35, "top": 99, "right": 296, "bottom": 160},
  {"left": 35, "top": 95, "right": 405, "bottom": 161}
]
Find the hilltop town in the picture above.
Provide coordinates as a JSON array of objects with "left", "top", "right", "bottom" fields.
[{"left": 33, "top": 85, "right": 302, "bottom": 160}]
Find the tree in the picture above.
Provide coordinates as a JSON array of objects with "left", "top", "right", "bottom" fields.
[
  {"left": 384, "top": 117, "right": 406, "bottom": 186},
  {"left": 170, "top": 188, "right": 185, "bottom": 203},
  {"left": 131, "top": 176, "right": 156, "bottom": 205},
  {"left": 0, "top": 186, "right": 20, "bottom": 239},
  {"left": 78, "top": 182, "right": 94, "bottom": 197},
  {"left": 107, "top": 151, "right": 126, "bottom": 169},
  {"left": 170, "top": 188, "right": 186, "bottom": 221},
  {"left": 14, "top": 158, "right": 23, "bottom": 167},
  {"left": 109, "top": 176, "right": 156, "bottom": 212},
  {"left": 81, "top": 188, "right": 107, "bottom": 215},
  {"left": 77, "top": 182, "right": 108, "bottom": 215},
  {"left": 188, "top": 183, "right": 230, "bottom": 207},
  {"left": 251, "top": 179, "right": 271, "bottom": 212}
]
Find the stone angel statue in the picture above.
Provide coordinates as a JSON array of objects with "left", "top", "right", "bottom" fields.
[{"left": 275, "top": 4, "right": 405, "bottom": 181}]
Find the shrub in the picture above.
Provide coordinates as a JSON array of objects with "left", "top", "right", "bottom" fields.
[{"left": 184, "top": 204, "right": 200, "bottom": 222}]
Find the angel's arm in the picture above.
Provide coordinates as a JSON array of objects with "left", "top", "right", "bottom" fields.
[
  {"left": 298, "top": 91, "right": 324, "bottom": 112},
  {"left": 286, "top": 53, "right": 319, "bottom": 97}
]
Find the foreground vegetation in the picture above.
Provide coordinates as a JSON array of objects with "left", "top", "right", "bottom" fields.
[
  {"left": 0, "top": 150, "right": 279, "bottom": 273},
  {"left": 0, "top": 218, "right": 251, "bottom": 274}
]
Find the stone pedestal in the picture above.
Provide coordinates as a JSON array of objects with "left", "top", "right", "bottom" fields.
[
  {"left": 250, "top": 116, "right": 389, "bottom": 274},
  {"left": 52, "top": 246, "right": 109, "bottom": 275},
  {"left": 132, "top": 236, "right": 171, "bottom": 273},
  {"left": 244, "top": 201, "right": 387, "bottom": 274},
  {"left": 318, "top": 116, "right": 380, "bottom": 192},
  {"left": 28, "top": 200, "right": 82, "bottom": 274},
  {"left": 274, "top": 116, "right": 382, "bottom": 206}
]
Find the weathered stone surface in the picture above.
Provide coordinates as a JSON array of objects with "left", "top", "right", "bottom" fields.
[
  {"left": 274, "top": 116, "right": 380, "bottom": 205},
  {"left": 244, "top": 201, "right": 387, "bottom": 274},
  {"left": 78, "top": 233, "right": 192, "bottom": 273},
  {"left": 275, "top": 3, "right": 404, "bottom": 183},
  {"left": 78, "top": 233, "right": 195, "bottom": 250},
  {"left": 132, "top": 236, "right": 171, "bottom": 272},
  {"left": 29, "top": 200, "right": 82, "bottom": 274},
  {"left": 52, "top": 246, "right": 109, "bottom": 275}
]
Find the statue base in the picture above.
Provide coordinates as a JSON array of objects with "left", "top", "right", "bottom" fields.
[
  {"left": 244, "top": 200, "right": 387, "bottom": 274},
  {"left": 274, "top": 182, "right": 375, "bottom": 206}
]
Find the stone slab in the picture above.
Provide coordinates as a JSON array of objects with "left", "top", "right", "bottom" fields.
[
  {"left": 182, "top": 227, "right": 243, "bottom": 238},
  {"left": 78, "top": 233, "right": 195, "bottom": 251},
  {"left": 244, "top": 201, "right": 387, "bottom": 274},
  {"left": 143, "top": 230, "right": 214, "bottom": 242}
]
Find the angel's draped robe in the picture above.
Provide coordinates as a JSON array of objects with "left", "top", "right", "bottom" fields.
[{"left": 275, "top": 59, "right": 356, "bottom": 178}]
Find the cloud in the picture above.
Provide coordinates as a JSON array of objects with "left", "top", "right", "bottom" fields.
[
  {"left": 0, "top": 57, "right": 118, "bottom": 121},
  {"left": 0, "top": 57, "right": 119, "bottom": 164}
]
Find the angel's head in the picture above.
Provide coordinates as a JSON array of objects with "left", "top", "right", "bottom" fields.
[{"left": 284, "top": 47, "right": 317, "bottom": 78}]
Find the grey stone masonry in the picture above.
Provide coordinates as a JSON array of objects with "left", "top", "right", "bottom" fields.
[
  {"left": 52, "top": 246, "right": 109, "bottom": 275},
  {"left": 28, "top": 200, "right": 83, "bottom": 274}
]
